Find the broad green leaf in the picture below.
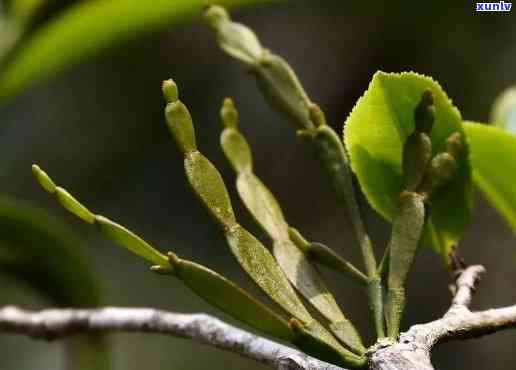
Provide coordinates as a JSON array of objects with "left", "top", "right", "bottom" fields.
[
  {"left": 0, "top": 0, "right": 274, "bottom": 101},
  {"left": 0, "top": 195, "right": 101, "bottom": 306},
  {"left": 0, "top": 194, "right": 109, "bottom": 370},
  {"left": 220, "top": 105, "right": 365, "bottom": 353},
  {"left": 344, "top": 71, "right": 473, "bottom": 262},
  {"left": 490, "top": 86, "right": 516, "bottom": 133},
  {"left": 464, "top": 121, "right": 516, "bottom": 231}
]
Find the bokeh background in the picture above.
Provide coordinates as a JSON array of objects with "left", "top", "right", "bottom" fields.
[{"left": 0, "top": 0, "right": 515, "bottom": 369}]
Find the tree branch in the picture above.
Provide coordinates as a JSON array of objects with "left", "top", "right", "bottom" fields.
[
  {"left": 0, "top": 306, "right": 344, "bottom": 370},
  {"left": 1, "top": 266, "right": 516, "bottom": 370}
]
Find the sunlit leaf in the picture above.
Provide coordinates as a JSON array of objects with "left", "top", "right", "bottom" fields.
[
  {"left": 0, "top": 0, "right": 274, "bottom": 102},
  {"left": 490, "top": 86, "right": 516, "bottom": 133},
  {"left": 344, "top": 71, "right": 473, "bottom": 262},
  {"left": 464, "top": 121, "right": 516, "bottom": 231}
]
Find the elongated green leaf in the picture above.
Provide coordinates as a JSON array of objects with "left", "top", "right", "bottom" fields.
[
  {"left": 164, "top": 81, "right": 362, "bottom": 365},
  {"left": 288, "top": 228, "right": 368, "bottom": 285},
  {"left": 344, "top": 71, "right": 473, "bottom": 262},
  {"left": 0, "top": 0, "right": 273, "bottom": 101},
  {"left": 385, "top": 192, "right": 425, "bottom": 338},
  {"left": 156, "top": 253, "right": 294, "bottom": 341},
  {"left": 220, "top": 102, "right": 365, "bottom": 353},
  {"left": 33, "top": 165, "right": 295, "bottom": 341},
  {"left": 464, "top": 121, "right": 516, "bottom": 231},
  {"left": 32, "top": 164, "right": 170, "bottom": 267}
]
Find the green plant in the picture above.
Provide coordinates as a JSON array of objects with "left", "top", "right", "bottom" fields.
[{"left": 2, "top": 4, "right": 516, "bottom": 370}]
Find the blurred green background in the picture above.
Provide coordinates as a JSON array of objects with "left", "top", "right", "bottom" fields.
[{"left": 0, "top": 0, "right": 515, "bottom": 369}]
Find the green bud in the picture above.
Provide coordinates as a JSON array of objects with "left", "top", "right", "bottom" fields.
[
  {"left": 162, "top": 79, "right": 179, "bottom": 103},
  {"left": 420, "top": 152, "right": 458, "bottom": 198},
  {"left": 414, "top": 89, "right": 435, "bottom": 133},
  {"left": 220, "top": 97, "right": 239, "bottom": 129},
  {"left": 165, "top": 101, "right": 197, "bottom": 154},
  {"left": 32, "top": 164, "right": 56, "bottom": 193},
  {"left": 402, "top": 132, "right": 432, "bottom": 191},
  {"left": 309, "top": 103, "right": 327, "bottom": 127},
  {"left": 445, "top": 132, "right": 463, "bottom": 158}
]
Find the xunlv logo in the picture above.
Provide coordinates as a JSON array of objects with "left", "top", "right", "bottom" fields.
[{"left": 476, "top": 1, "right": 512, "bottom": 11}]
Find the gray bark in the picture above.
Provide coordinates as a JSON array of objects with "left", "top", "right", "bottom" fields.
[{"left": 0, "top": 266, "right": 515, "bottom": 370}]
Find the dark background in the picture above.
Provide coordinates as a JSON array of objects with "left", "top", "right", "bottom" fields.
[{"left": 0, "top": 1, "right": 515, "bottom": 369}]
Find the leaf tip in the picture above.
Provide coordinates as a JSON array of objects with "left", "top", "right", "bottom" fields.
[
  {"left": 32, "top": 164, "right": 56, "bottom": 194},
  {"left": 162, "top": 79, "right": 179, "bottom": 103}
]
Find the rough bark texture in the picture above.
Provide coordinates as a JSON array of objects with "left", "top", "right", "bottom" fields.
[{"left": 1, "top": 266, "right": 515, "bottom": 370}]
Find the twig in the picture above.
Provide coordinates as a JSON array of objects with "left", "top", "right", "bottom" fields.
[{"left": 0, "top": 306, "right": 344, "bottom": 370}]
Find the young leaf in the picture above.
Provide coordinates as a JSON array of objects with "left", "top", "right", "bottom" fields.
[
  {"left": 490, "top": 86, "right": 516, "bottom": 133},
  {"left": 32, "top": 164, "right": 170, "bottom": 268},
  {"left": 164, "top": 80, "right": 362, "bottom": 365},
  {"left": 0, "top": 0, "right": 271, "bottom": 102},
  {"left": 220, "top": 100, "right": 365, "bottom": 353},
  {"left": 344, "top": 71, "right": 473, "bottom": 263},
  {"left": 463, "top": 121, "right": 516, "bottom": 231},
  {"left": 32, "top": 165, "right": 295, "bottom": 341}
]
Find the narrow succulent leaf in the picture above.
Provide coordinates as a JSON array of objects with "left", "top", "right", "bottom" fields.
[
  {"left": 463, "top": 121, "right": 516, "bottom": 231},
  {"left": 33, "top": 168, "right": 294, "bottom": 341},
  {"left": 165, "top": 83, "right": 359, "bottom": 361},
  {"left": 165, "top": 101, "right": 197, "bottom": 154},
  {"left": 94, "top": 216, "right": 169, "bottom": 267},
  {"left": 155, "top": 253, "right": 295, "bottom": 341},
  {"left": 220, "top": 128, "right": 253, "bottom": 173},
  {"left": 205, "top": 5, "right": 312, "bottom": 129},
  {"left": 32, "top": 165, "right": 170, "bottom": 267},
  {"left": 0, "top": 0, "right": 272, "bottom": 102},
  {"left": 220, "top": 97, "right": 240, "bottom": 129},
  {"left": 344, "top": 71, "right": 473, "bottom": 263},
  {"left": 185, "top": 151, "right": 237, "bottom": 228},
  {"left": 490, "top": 86, "right": 516, "bottom": 132},
  {"left": 288, "top": 227, "right": 367, "bottom": 284},
  {"left": 385, "top": 192, "right": 426, "bottom": 338},
  {"left": 220, "top": 111, "right": 365, "bottom": 353},
  {"left": 309, "top": 125, "right": 378, "bottom": 275},
  {"left": 55, "top": 187, "right": 96, "bottom": 224},
  {"left": 206, "top": 6, "right": 384, "bottom": 339},
  {"left": 224, "top": 224, "right": 312, "bottom": 322}
]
